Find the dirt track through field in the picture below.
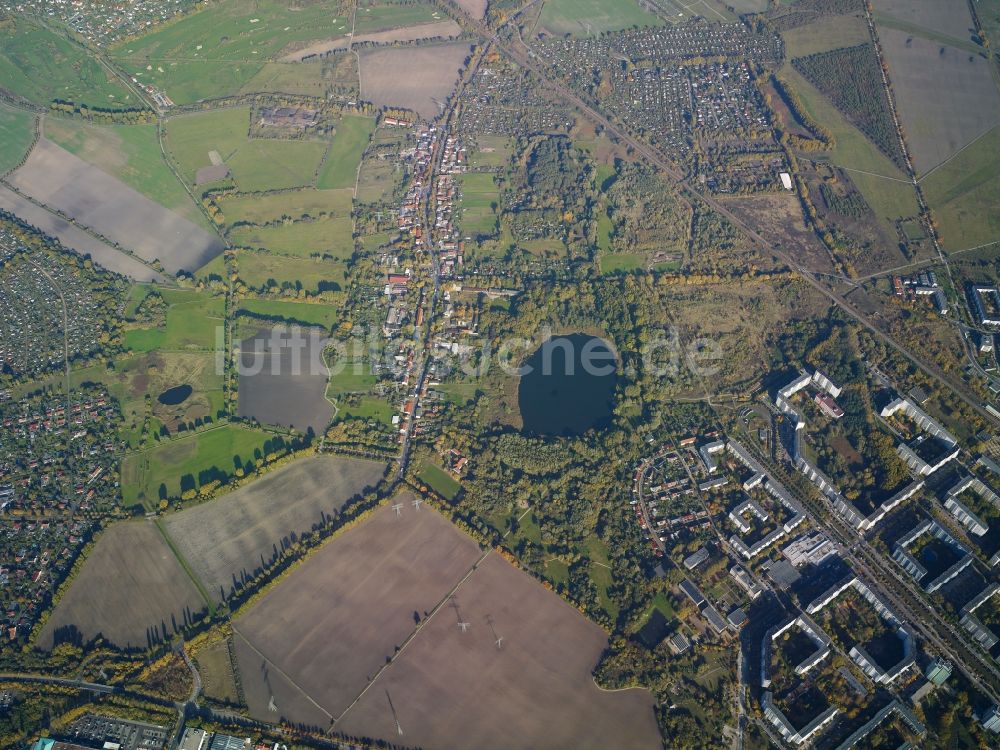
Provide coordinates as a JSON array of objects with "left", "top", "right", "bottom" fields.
[
  {"left": 280, "top": 20, "right": 462, "bottom": 61},
  {"left": 234, "top": 502, "right": 660, "bottom": 748},
  {"left": 9, "top": 138, "right": 223, "bottom": 274}
]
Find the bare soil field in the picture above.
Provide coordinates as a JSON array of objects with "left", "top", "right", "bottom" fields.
[
  {"left": 236, "top": 327, "right": 335, "bottom": 433},
  {"left": 38, "top": 521, "right": 206, "bottom": 650},
  {"left": 455, "top": 0, "right": 487, "bottom": 19},
  {"left": 281, "top": 20, "right": 462, "bottom": 61},
  {"left": 336, "top": 553, "right": 660, "bottom": 750},
  {"left": 879, "top": 28, "right": 1000, "bottom": 174},
  {"left": 233, "top": 499, "right": 484, "bottom": 722},
  {"left": 8, "top": 139, "right": 224, "bottom": 274},
  {"left": 359, "top": 43, "right": 472, "bottom": 119},
  {"left": 874, "top": 0, "right": 974, "bottom": 42},
  {"left": 162, "top": 455, "right": 386, "bottom": 603},
  {"left": 0, "top": 186, "right": 162, "bottom": 281}
]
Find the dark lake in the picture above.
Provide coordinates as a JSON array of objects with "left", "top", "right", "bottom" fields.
[
  {"left": 518, "top": 334, "right": 618, "bottom": 436},
  {"left": 157, "top": 384, "right": 192, "bottom": 406}
]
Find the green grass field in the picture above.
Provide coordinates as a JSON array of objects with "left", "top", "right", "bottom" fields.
[
  {"left": 43, "top": 117, "right": 208, "bottom": 227},
  {"left": 459, "top": 172, "right": 500, "bottom": 235},
  {"left": 239, "top": 61, "right": 329, "bottom": 97},
  {"left": 599, "top": 253, "right": 643, "bottom": 274},
  {"left": 230, "top": 216, "right": 354, "bottom": 258},
  {"left": 338, "top": 396, "right": 393, "bottom": 424},
  {"left": 0, "top": 104, "right": 35, "bottom": 175},
  {"left": 317, "top": 115, "right": 376, "bottom": 189},
  {"left": 109, "top": 0, "right": 350, "bottom": 103},
  {"left": 781, "top": 14, "right": 869, "bottom": 58},
  {"left": 923, "top": 124, "right": 1000, "bottom": 252},
  {"left": 165, "top": 107, "right": 326, "bottom": 191},
  {"left": 238, "top": 298, "right": 339, "bottom": 329},
  {"left": 221, "top": 188, "right": 353, "bottom": 225},
  {"left": 125, "top": 287, "right": 225, "bottom": 352},
  {"left": 0, "top": 17, "right": 137, "bottom": 108},
  {"left": 469, "top": 135, "right": 511, "bottom": 168},
  {"left": 121, "top": 423, "right": 280, "bottom": 506},
  {"left": 418, "top": 462, "right": 461, "bottom": 500},
  {"left": 536, "top": 0, "right": 663, "bottom": 36},
  {"left": 235, "top": 252, "right": 348, "bottom": 293},
  {"left": 327, "top": 357, "right": 378, "bottom": 394},
  {"left": 353, "top": 2, "right": 444, "bottom": 33}
]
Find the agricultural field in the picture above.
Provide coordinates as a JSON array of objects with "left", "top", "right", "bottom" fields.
[
  {"left": 0, "top": 17, "right": 137, "bottom": 109},
  {"left": 238, "top": 298, "right": 339, "bottom": 330},
  {"left": 458, "top": 171, "right": 500, "bottom": 236},
  {"left": 780, "top": 13, "right": 870, "bottom": 58},
  {"left": 229, "top": 217, "right": 354, "bottom": 258},
  {"left": 454, "top": 0, "right": 487, "bottom": 19},
  {"left": 8, "top": 139, "right": 224, "bottom": 274},
  {"left": 873, "top": 0, "right": 976, "bottom": 43},
  {"left": 358, "top": 43, "right": 472, "bottom": 119},
  {"left": 284, "top": 17, "right": 462, "bottom": 60},
  {"left": 316, "top": 115, "right": 377, "bottom": 190},
  {"left": 0, "top": 104, "right": 35, "bottom": 175},
  {"left": 878, "top": 28, "right": 1000, "bottom": 174},
  {"left": 335, "top": 553, "right": 660, "bottom": 749},
  {"left": 219, "top": 188, "right": 353, "bottom": 225},
  {"left": 232, "top": 498, "right": 483, "bottom": 722},
  {"left": 923, "top": 124, "right": 1000, "bottom": 252},
  {"left": 163, "top": 456, "right": 386, "bottom": 603},
  {"left": 124, "top": 287, "right": 225, "bottom": 352},
  {"left": 37, "top": 521, "right": 207, "bottom": 649},
  {"left": 233, "top": 252, "right": 349, "bottom": 294},
  {"left": 109, "top": 0, "right": 351, "bottom": 103},
  {"left": 535, "top": 0, "right": 664, "bottom": 36},
  {"left": 236, "top": 326, "right": 335, "bottom": 432},
  {"left": 0, "top": 185, "right": 162, "bottom": 281},
  {"left": 42, "top": 117, "right": 207, "bottom": 228},
  {"left": 164, "top": 107, "right": 327, "bottom": 192},
  {"left": 121, "top": 423, "right": 283, "bottom": 506}
]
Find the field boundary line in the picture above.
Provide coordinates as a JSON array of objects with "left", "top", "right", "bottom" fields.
[
  {"left": 153, "top": 518, "right": 215, "bottom": 616},
  {"left": 230, "top": 627, "right": 335, "bottom": 721},
  {"left": 916, "top": 122, "right": 1000, "bottom": 184},
  {"left": 333, "top": 546, "right": 492, "bottom": 725}
]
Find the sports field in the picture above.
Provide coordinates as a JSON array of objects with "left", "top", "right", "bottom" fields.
[
  {"left": 0, "top": 17, "right": 136, "bottom": 108},
  {"left": 121, "top": 423, "right": 282, "bottom": 506},
  {"left": 0, "top": 104, "right": 35, "bottom": 175},
  {"left": 418, "top": 462, "right": 462, "bottom": 500},
  {"left": 163, "top": 456, "right": 386, "bottom": 603},
  {"left": 42, "top": 117, "right": 207, "bottom": 228},
  {"left": 165, "top": 107, "right": 327, "bottom": 192},
  {"left": 9, "top": 138, "right": 224, "bottom": 274},
  {"left": 109, "top": 0, "right": 350, "bottom": 103},
  {"left": 459, "top": 172, "right": 500, "bottom": 236},
  {"left": 317, "top": 116, "right": 376, "bottom": 190},
  {"left": 230, "top": 217, "right": 354, "bottom": 259},
  {"left": 37, "top": 521, "right": 207, "bottom": 649},
  {"left": 536, "top": 0, "right": 664, "bottom": 36}
]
